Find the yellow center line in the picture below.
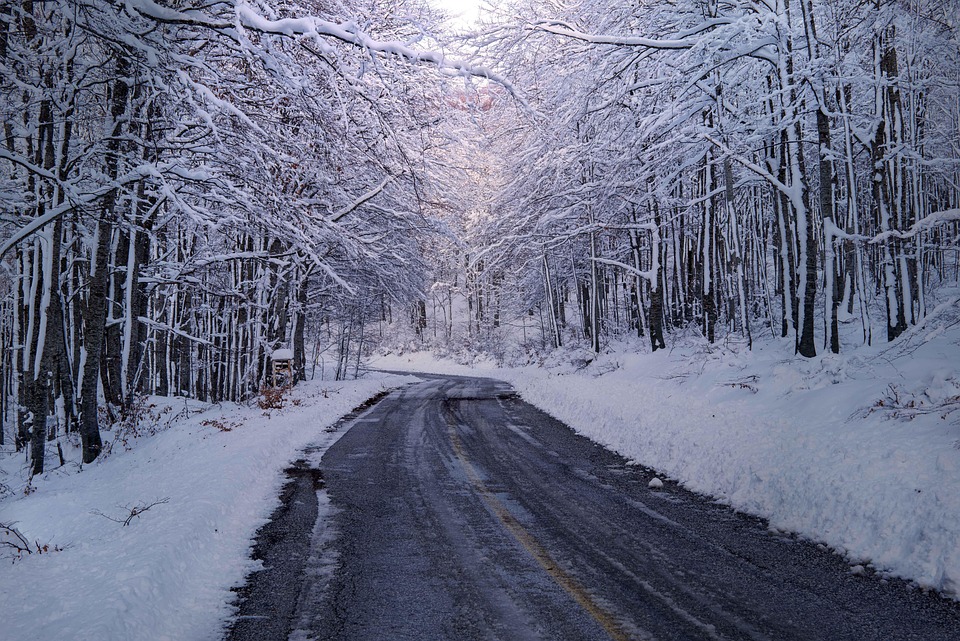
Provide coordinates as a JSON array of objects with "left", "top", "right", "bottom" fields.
[{"left": 445, "top": 409, "right": 649, "bottom": 641}]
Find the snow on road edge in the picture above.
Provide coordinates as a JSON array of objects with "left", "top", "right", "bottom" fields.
[
  {"left": 0, "top": 373, "right": 416, "bottom": 641},
  {"left": 374, "top": 339, "right": 960, "bottom": 599}
]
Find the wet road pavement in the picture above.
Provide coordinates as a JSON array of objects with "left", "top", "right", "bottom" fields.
[{"left": 228, "top": 374, "right": 960, "bottom": 641}]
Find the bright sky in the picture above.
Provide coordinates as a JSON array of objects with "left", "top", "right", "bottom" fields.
[{"left": 430, "top": 0, "right": 484, "bottom": 27}]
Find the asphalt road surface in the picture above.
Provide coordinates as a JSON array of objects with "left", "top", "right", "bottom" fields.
[{"left": 227, "top": 374, "right": 960, "bottom": 641}]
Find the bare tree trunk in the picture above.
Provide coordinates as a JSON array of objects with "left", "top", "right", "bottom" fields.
[
  {"left": 542, "top": 253, "right": 562, "bottom": 348},
  {"left": 801, "top": 0, "right": 839, "bottom": 354},
  {"left": 702, "top": 148, "right": 717, "bottom": 343},
  {"left": 25, "top": 34, "right": 66, "bottom": 473},
  {"left": 588, "top": 225, "right": 602, "bottom": 353},
  {"left": 723, "top": 158, "right": 752, "bottom": 348},
  {"left": 79, "top": 56, "right": 130, "bottom": 463},
  {"left": 649, "top": 200, "right": 666, "bottom": 351},
  {"left": 795, "top": 119, "right": 818, "bottom": 358},
  {"left": 293, "top": 266, "right": 309, "bottom": 382}
]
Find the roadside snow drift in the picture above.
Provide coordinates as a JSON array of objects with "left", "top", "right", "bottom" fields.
[
  {"left": 375, "top": 308, "right": 960, "bottom": 599},
  {"left": 0, "top": 374, "right": 414, "bottom": 641}
]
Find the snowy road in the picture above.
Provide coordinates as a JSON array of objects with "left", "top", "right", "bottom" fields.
[{"left": 232, "top": 374, "right": 960, "bottom": 641}]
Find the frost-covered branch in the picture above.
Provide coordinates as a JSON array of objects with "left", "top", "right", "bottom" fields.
[
  {"left": 330, "top": 177, "right": 393, "bottom": 222},
  {"left": 592, "top": 257, "right": 656, "bottom": 282},
  {"left": 533, "top": 18, "right": 778, "bottom": 64},
  {"left": 124, "top": 0, "right": 525, "bottom": 102},
  {"left": 823, "top": 210, "right": 960, "bottom": 246}
]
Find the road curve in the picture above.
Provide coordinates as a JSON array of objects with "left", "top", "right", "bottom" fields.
[{"left": 257, "top": 374, "right": 960, "bottom": 641}]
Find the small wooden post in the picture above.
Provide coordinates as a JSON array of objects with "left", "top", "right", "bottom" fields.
[{"left": 271, "top": 348, "right": 294, "bottom": 387}]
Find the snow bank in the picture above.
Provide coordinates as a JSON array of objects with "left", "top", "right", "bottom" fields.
[
  {"left": 0, "top": 373, "right": 415, "bottom": 641},
  {"left": 374, "top": 316, "right": 960, "bottom": 598}
]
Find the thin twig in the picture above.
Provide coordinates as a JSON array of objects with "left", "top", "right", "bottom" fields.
[{"left": 92, "top": 498, "right": 170, "bottom": 526}]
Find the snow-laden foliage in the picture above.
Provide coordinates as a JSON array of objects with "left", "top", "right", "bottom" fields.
[
  {"left": 0, "top": 0, "right": 497, "bottom": 473},
  {"left": 398, "top": 0, "right": 959, "bottom": 366}
]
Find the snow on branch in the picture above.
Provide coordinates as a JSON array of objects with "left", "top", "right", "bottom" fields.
[
  {"left": 702, "top": 133, "right": 805, "bottom": 213},
  {"left": 125, "top": 0, "right": 526, "bottom": 104},
  {"left": 330, "top": 177, "right": 393, "bottom": 222},
  {"left": 824, "top": 210, "right": 960, "bottom": 245},
  {"left": 870, "top": 209, "right": 960, "bottom": 243},
  {"left": 0, "top": 522, "right": 62, "bottom": 559},
  {"left": 244, "top": 9, "right": 530, "bottom": 106},
  {"left": 707, "top": 129, "right": 959, "bottom": 247},
  {"left": 178, "top": 72, "right": 269, "bottom": 138},
  {"left": 534, "top": 20, "right": 702, "bottom": 49},
  {"left": 0, "top": 148, "right": 59, "bottom": 182},
  {"left": 592, "top": 257, "right": 657, "bottom": 282},
  {"left": 138, "top": 318, "right": 214, "bottom": 347},
  {"left": 0, "top": 162, "right": 181, "bottom": 259},
  {"left": 533, "top": 19, "right": 778, "bottom": 64},
  {"left": 591, "top": 222, "right": 663, "bottom": 292}
]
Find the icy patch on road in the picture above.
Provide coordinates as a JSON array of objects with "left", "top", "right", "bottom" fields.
[{"left": 288, "top": 490, "right": 341, "bottom": 641}]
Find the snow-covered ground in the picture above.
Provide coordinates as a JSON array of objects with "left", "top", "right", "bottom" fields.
[
  {"left": 375, "top": 297, "right": 960, "bottom": 599},
  {"left": 2, "top": 301, "right": 958, "bottom": 641},
  {"left": 0, "top": 373, "right": 416, "bottom": 641}
]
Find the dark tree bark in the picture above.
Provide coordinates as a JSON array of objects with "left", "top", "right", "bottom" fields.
[
  {"left": 872, "top": 19, "right": 909, "bottom": 343},
  {"left": 796, "top": 121, "right": 818, "bottom": 358},
  {"left": 15, "top": 248, "right": 28, "bottom": 452},
  {"left": 177, "top": 289, "right": 193, "bottom": 397},
  {"left": 817, "top": 105, "right": 841, "bottom": 355},
  {"left": 79, "top": 55, "right": 131, "bottom": 463},
  {"left": 702, "top": 163, "right": 718, "bottom": 344},
  {"left": 649, "top": 202, "right": 666, "bottom": 352},
  {"left": 26, "top": 53, "right": 68, "bottom": 473},
  {"left": 103, "top": 229, "right": 127, "bottom": 409},
  {"left": 293, "top": 268, "right": 308, "bottom": 383},
  {"left": 801, "top": 0, "right": 841, "bottom": 354}
]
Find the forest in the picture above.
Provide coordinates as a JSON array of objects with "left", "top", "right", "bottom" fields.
[{"left": 1, "top": 0, "right": 958, "bottom": 478}]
